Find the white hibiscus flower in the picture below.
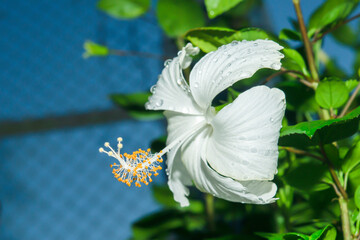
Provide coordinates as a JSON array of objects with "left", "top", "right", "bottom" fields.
[{"left": 100, "top": 40, "right": 286, "bottom": 207}]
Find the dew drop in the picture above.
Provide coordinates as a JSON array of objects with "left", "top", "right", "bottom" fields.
[
  {"left": 209, "top": 10, "right": 214, "bottom": 16},
  {"left": 193, "top": 82, "right": 199, "bottom": 88},
  {"left": 270, "top": 117, "right": 274, "bottom": 123},
  {"left": 177, "top": 79, "right": 182, "bottom": 85},
  {"left": 253, "top": 42, "right": 258, "bottom": 46},
  {"left": 155, "top": 99, "right": 163, "bottom": 107},
  {"left": 240, "top": 71, "right": 251, "bottom": 78},
  {"left": 177, "top": 50, "right": 182, "bottom": 56},
  {"left": 230, "top": 40, "right": 238, "bottom": 46},
  {"left": 271, "top": 62, "right": 281, "bottom": 70},
  {"left": 164, "top": 59, "right": 172, "bottom": 67},
  {"left": 150, "top": 85, "right": 156, "bottom": 93},
  {"left": 213, "top": 58, "right": 218, "bottom": 63},
  {"left": 165, "top": 169, "right": 169, "bottom": 175}
]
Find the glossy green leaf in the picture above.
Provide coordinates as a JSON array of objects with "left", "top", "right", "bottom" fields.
[
  {"left": 355, "top": 186, "right": 360, "bottom": 209},
  {"left": 205, "top": 0, "right": 244, "bottom": 19},
  {"left": 282, "top": 48, "right": 310, "bottom": 77},
  {"left": 257, "top": 232, "right": 309, "bottom": 240},
  {"left": 110, "top": 92, "right": 163, "bottom": 120},
  {"left": 309, "top": 225, "right": 336, "bottom": 240},
  {"left": 279, "top": 29, "right": 301, "bottom": 41},
  {"left": 157, "top": 0, "right": 205, "bottom": 37},
  {"left": 279, "top": 106, "right": 360, "bottom": 147},
  {"left": 315, "top": 79, "right": 349, "bottom": 109},
  {"left": 331, "top": 24, "right": 359, "bottom": 46},
  {"left": 83, "top": 41, "right": 109, "bottom": 58},
  {"left": 308, "top": 0, "right": 359, "bottom": 36},
  {"left": 345, "top": 79, "right": 359, "bottom": 92},
  {"left": 97, "top": 0, "right": 150, "bottom": 19},
  {"left": 323, "top": 144, "right": 341, "bottom": 169},
  {"left": 185, "top": 27, "right": 275, "bottom": 53},
  {"left": 342, "top": 140, "right": 360, "bottom": 174},
  {"left": 284, "top": 161, "right": 330, "bottom": 192}
]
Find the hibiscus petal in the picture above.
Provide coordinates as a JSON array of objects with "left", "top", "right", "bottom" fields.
[
  {"left": 189, "top": 39, "right": 284, "bottom": 109},
  {"left": 207, "top": 86, "right": 286, "bottom": 181},
  {"left": 145, "top": 57, "right": 203, "bottom": 114},
  {"left": 164, "top": 111, "right": 206, "bottom": 207},
  {"left": 180, "top": 129, "right": 277, "bottom": 204}
]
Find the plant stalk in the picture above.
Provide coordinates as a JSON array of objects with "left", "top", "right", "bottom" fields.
[
  {"left": 205, "top": 193, "right": 215, "bottom": 232},
  {"left": 339, "top": 197, "right": 352, "bottom": 240},
  {"left": 292, "top": 0, "right": 319, "bottom": 82}
]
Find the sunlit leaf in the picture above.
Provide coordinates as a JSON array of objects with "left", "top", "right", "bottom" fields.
[
  {"left": 315, "top": 78, "right": 349, "bottom": 109},
  {"left": 83, "top": 40, "right": 109, "bottom": 58},
  {"left": 282, "top": 48, "right": 310, "bottom": 77},
  {"left": 185, "top": 27, "right": 277, "bottom": 53},
  {"left": 279, "top": 106, "right": 360, "bottom": 147},
  {"left": 355, "top": 186, "right": 360, "bottom": 209},
  {"left": 308, "top": 0, "right": 359, "bottom": 37},
  {"left": 157, "top": 0, "right": 205, "bottom": 37},
  {"left": 309, "top": 225, "right": 336, "bottom": 240},
  {"left": 345, "top": 79, "right": 359, "bottom": 92},
  {"left": 256, "top": 232, "right": 309, "bottom": 240},
  {"left": 204, "top": 0, "right": 244, "bottom": 19},
  {"left": 97, "top": 0, "right": 150, "bottom": 19}
]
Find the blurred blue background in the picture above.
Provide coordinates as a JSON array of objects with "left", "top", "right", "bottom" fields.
[{"left": 0, "top": 0, "right": 357, "bottom": 239}]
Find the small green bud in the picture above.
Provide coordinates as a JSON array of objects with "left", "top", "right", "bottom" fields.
[{"left": 83, "top": 40, "right": 109, "bottom": 58}]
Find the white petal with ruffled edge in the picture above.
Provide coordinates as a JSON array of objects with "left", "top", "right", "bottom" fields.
[
  {"left": 206, "top": 86, "right": 286, "bottom": 181},
  {"left": 189, "top": 40, "right": 284, "bottom": 109},
  {"left": 164, "top": 111, "right": 207, "bottom": 207},
  {"left": 180, "top": 129, "right": 278, "bottom": 204},
  {"left": 145, "top": 57, "right": 203, "bottom": 115}
]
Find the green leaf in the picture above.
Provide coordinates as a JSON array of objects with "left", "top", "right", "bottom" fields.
[
  {"left": 345, "top": 79, "right": 359, "bottom": 92},
  {"left": 308, "top": 0, "right": 359, "bottom": 36},
  {"left": 323, "top": 144, "right": 341, "bottom": 169},
  {"left": 132, "top": 210, "right": 184, "bottom": 239},
  {"left": 282, "top": 48, "right": 310, "bottom": 77},
  {"left": 342, "top": 140, "right": 360, "bottom": 174},
  {"left": 204, "top": 0, "right": 244, "bottom": 19},
  {"left": 355, "top": 186, "right": 360, "bottom": 209},
  {"left": 110, "top": 92, "right": 163, "bottom": 120},
  {"left": 279, "top": 29, "right": 301, "bottom": 41},
  {"left": 97, "top": 0, "right": 150, "bottom": 19},
  {"left": 315, "top": 78, "right": 349, "bottom": 109},
  {"left": 256, "top": 232, "right": 309, "bottom": 240},
  {"left": 157, "top": 0, "right": 205, "bottom": 37},
  {"left": 284, "top": 161, "right": 330, "bottom": 192},
  {"left": 331, "top": 24, "right": 359, "bottom": 46},
  {"left": 309, "top": 225, "right": 336, "bottom": 240},
  {"left": 185, "top": 27, "right": 276, "bottom": 53},
  {"left": 279, "top": 106, "right": 360, "bottom": 147},
  {"left": 83, "top": 41, "right": 109, "bottom": 58}
]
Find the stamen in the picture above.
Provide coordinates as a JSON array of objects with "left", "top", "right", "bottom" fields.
[{"left": 99, "top": 138, "right": 164, "bottom": 187}]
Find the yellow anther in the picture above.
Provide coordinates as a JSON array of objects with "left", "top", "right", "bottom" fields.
[
  {"left": 117, "top": 137, "right": 123, "bottom": 142},
  {"left": 104, "top": 142, "right": 110, "bottom": 147},
  {"left": 99, "top": 148, "right": 104, "bottom": 153}
]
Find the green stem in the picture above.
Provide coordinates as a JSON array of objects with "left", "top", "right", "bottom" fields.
[
  {"left": 292, "top": 0, "right": 319, "bottom": 82},
  {"left": 339, "top": 197, "right": 352, "bottom": 240},
  {"left": 205, "top": 193, "right": 215, "bottom": 232}
]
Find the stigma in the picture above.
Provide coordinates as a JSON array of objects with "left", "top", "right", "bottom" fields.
[{"left": 99, "top": 137, "right": 163, "bottom": 187}]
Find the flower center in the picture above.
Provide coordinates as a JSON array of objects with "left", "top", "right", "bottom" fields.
[{"left": 205, "top": 106, "right": 216, "bottom": 124}]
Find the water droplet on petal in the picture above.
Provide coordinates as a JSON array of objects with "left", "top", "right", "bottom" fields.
[
  {"left": 177, "top": 79, "right": 182, "bottom": 85},
  {"left": 270, "top": 117, "right": 274, "bottom": 122},
  {"left": 164, "top": 59, "right": 172, "bottom": 67},
  {"left": 155, "top": 99, "right": 163, "bottom": 107},
  {"left": 240, "top": 71, "right": 251, "bottom": 78},
  {"left": 165, "top": 169, "right": 169, "bottom": 175},
  {"left": 254, "top": 42, "right": 258, "bottom": 46},
  {"left": 271, "top": 62, "right": 281, "bottom": 70},
  {"left": 193, "top": 82, "right": 199, "bottom": 88},
  {"left": 213, "top": 58, "right": 218, "bottom": 63},
  {"left": 150, "top": 85, "right": 156, "bottom": 93},
  {"left": 230, "top": 40, "right": 238, "bottom": 46},
  {"left": 177, "top": 50, "right": 182, "bottom": 56}
]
